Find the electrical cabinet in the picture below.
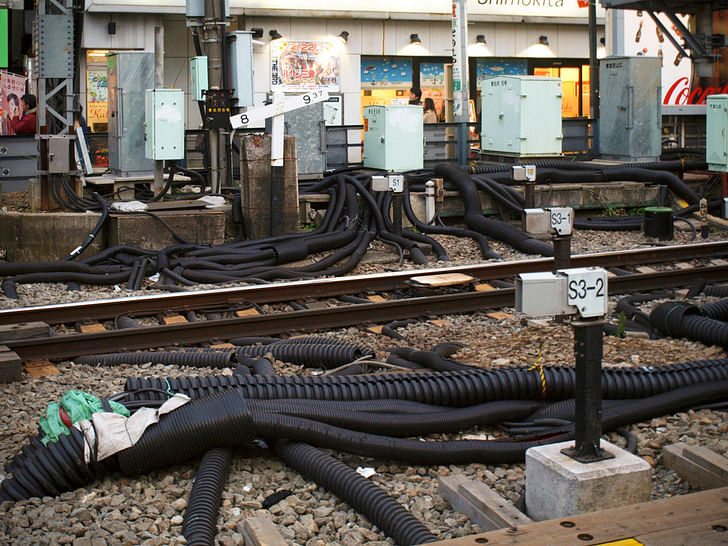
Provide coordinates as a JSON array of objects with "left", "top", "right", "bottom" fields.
[
  {"left": 599, "top": 56, "right": 661, "bottom": 161},
  {"left": 108, "top": 52, "right": 154, "bottom": 176},
  {"left": 363, "top": 105, "right": 423, "bottom": 171},
  {"left": 707, "top": 95, "right": 728, "bottom": 172},
  {"left": 190, "top": 57, "right": 208, "bottom": 102},
  {"left": 228, "top": 31, "right": 254, "bottom": 107},
  {"left": 145, "top": 89, "right": 185, "bottom": 160},
  {"left": 481, "top": 76, "right": 563, "bottom": 157},
  {"left": 270, "top": 101, "right": 327, "bottom": 180}
]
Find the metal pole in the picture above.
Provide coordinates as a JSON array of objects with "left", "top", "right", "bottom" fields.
[
  {"left": 452, "top": 0, "right": 470, "bottom": 166},
  {"left": 589, "top": 0, "right": 600, "bottom": 155},
  {"left": 562, "top": 319, "right": 613, "bottom": 463},
  {"left": 153, "top": 26, "right": 165, "bottom": 195},
  {"left": 270, "top": 92, "right": 285, "bottom": 236},
  {"left": 203, "top": 0, "right": 225, "bottom": 193},
  {"left": 553, "top": 236, "right": 571, "bottom": 271}
]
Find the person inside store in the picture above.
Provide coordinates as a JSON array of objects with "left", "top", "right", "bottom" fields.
[
  {"left": 408, "top": 86, "right": 422, "bottom": 105},
  {"left": 2, "top": 93, "right": 20, "bottom": 135},
  {"left": 74, "top": 104, "right": 91, "bottom": 135},
  {"left": 10, "top": 93, "right": 37, "bottom": 135},
  {"left": 423, "top": 97, "right": 438, "bottom": 123}
]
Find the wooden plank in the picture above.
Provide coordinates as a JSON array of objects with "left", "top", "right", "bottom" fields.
[
  {"left": 23, "top": 359, "right": 59, "bottom": 378},
  {"left": 366, "top": 325, "right": 384, "bottom": 334},
  {"left": 409, "top": 273, "right": 475, "bottom": 287},
  {"left": 79, "top": 323, "right": 106, "bottom": 334},
  {"left": 487, "top": 311, "right": 514, "bottom": 320},
  {"left": 162, "top": 315, "right": 188, "bottom": 325},
  {"left": 637, "top": 517, "right": 728, "bottom": 546},
  {"left": 683, "top": 445, "right": 728, "bottom": 481},
  {"left": 662, "top": 443, "right": 728, "bottom": 490},
  {"left": 209, "top": 343, "right": 235, "bottom": 349},
  {"left": 430, "top": 487, "right": 728, "bottom": 546},
  {"left": 0, "top": 321, "right": 52, "bottom": 342},
  {"left": 439, "top": 474, "right": 533, "bottom": 532},
  {"left": 367, "top": 295, "right": 387, "bottom": 303},
  {"left": 241, "top": 516, "right": 288, "bottom": 546},
  {"left": 236, "top": 308, "right": 261, "bottom": 317},
  {"left": 474, "top": 283, "right": 495, "bottom": 292},
  {"left": 429, "top": 319, "right": 452, "bottom": 327}
]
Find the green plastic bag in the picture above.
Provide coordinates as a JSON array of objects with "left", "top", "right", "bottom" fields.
[{"left": 40, "top": 390, "right": 130, "bottom": 445}]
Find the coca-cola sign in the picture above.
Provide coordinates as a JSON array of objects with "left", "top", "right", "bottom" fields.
[{"left": 664, "top": 77, "right": 728, "bottom": 105}]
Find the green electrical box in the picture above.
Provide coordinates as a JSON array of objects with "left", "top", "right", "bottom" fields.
[
  {"left": 144, "top": 89, "right": 185, "bottom": 160},
  {"left": 707, "top": 94, "right": 728, "bottom": 173},
  {"left": 190, "top": 56, "right": 208, "bottom": 102}
]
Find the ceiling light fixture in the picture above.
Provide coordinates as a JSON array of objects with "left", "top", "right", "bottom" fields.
[
  {"left": 476, "top": 34, "right": 487, "bottom": 45},
  {"left": 269, "top": 29, "right": 282, "bottom": 40},
  {"left": 338, "top": 31, "right": 349, "bottom": 44},
  {"left": 539, "top": 35, "right": 549, "bottom": 46},
  {"left": 410, "top": 33, "right": 421, "bottom": 44}
]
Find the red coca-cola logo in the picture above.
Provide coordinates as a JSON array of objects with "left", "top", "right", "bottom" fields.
[{"left": 664, "top": 76, "right": 728, "bottom": 105}]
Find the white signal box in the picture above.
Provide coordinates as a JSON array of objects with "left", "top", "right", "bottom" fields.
[{"left": 516, "top": 267, "right": 607, "bottom": 319}]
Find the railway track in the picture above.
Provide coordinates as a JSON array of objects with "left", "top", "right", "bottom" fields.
[{"left": 3, "top": 241, "right": 728, "bottom": 361}]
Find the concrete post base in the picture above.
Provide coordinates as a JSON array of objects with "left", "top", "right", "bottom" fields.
[{"left": 525, "top": 439, "right": 651, "bottom": 521}]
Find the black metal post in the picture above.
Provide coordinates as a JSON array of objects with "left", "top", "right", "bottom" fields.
[
  {"left": 524, "top": 182, "right": 536, "bottom": 209},
  {"left": 553, "top": 236, "right": 572, "bottom": 272},
  {"left": 392, "top": 193, "right": 403, "bottom": 236},
  {"left": 562, "top": 319, "right": 614, "bottom": 463},
  {"left": 271, "top": 165, "right": 285, "bottom": 236}
]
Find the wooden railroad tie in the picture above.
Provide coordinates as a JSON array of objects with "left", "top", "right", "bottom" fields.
[{"left": 662, "top": 442, "right": 728, "bottom": 491}]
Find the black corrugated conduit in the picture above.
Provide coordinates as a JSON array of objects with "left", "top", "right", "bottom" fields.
[
  {"left": 388, "top": 347, "right": 479, "bottom": 372},
  {"left": 699, "top": 298, "right": 728, "bottom": 321},
  {"left": 122, "top": 358, "right": 728, "bottom": 406},
  {"left": 75, "top": 350, "right": 237, "bottom": 368},
  {"left": 650, "top": 302, "right": 728, "bottom": 347},
  {"left": 182, "top": 447, "right": 233, "bottom": 546},
  {"left": 434, "top": 164, "right": 553, "bottom": 257},
  {"left": 275, "top": 441, "right": 438, "bottom": 546},
  {"left": 235, "top": 342, "right": 373, "bottom": 369}
]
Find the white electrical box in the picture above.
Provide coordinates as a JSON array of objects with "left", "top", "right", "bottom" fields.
[
  {"left": 145, "top": 89, "right": 185, "bottom": 160},
  {"left": 516, "top": 267, "right": 607, "bottom": 319},
  {"left": 707, "top": 94, "right": 728, "bottom": 172},
  {"left": 523, "top": 208, "right": 550, "bottom": 234},
  {"left": 190, "top": 56, "right": 208, "bottom": 102},
  {"left": 228, "top": 31, "right": 254, "bottom": 107},
  {"left": 481, "top": 76, "right": 563, "bottom": 156},
  {"left": 363, "top": 105, "right": 423, "bottom": 171}
]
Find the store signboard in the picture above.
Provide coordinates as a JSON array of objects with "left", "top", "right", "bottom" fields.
[
  {"left": 271, "top": 40, "right": 340, "bottom": 92},
  {"left": 475, "top": 60, "right": 527, "bottom": 90},
  {"left": 86, "top": 0, "right": 602, "bottom": 20}
]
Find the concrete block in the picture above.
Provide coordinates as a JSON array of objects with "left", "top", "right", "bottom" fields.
[
  {"left": 0, "top": 211, "right": 107, "bottom": 262},
  {"left": 525, "top": 439, "right": 651, "bottom": 521},
  {"left": 239, "top": 134, "right": 299, "bottom": 239},
  {"left": 107, "top": 210, "right": 225, "bottom": 248}
]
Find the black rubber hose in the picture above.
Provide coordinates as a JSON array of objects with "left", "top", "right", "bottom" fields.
[
  {"left": 388, "top": 347, "right": 479, "bottom": 372},
  {"left": 64, "top": 192, "right": 108, "bottom": 261},
  {"left": 75, "top": 350, "right": 237, "bottom": 368},
  {"left": 700, "top": 298, "right": 728, "bottom": 321},
  {"left": 123, "top": 359, "right": 728, "bottom": 405},
  {"left": 275, "top": 441, "right": 437, "bottom": 545},
  {"left": 650, "top": 301, "right": 728, "bottom": 347},
  {"left": 249, "top": 399, "right": 543, "bottom": 436},
  {"left": 401, "top": 180, "right": 499, "bottom": 260},
  {"left": 117, "top": 390, "right": 255, "bottom": 476},
  {"left": 434, "top": 163, "right": 553, "bottom": 257},
  {"left": 182, "top": 448, "right": 233, "bottom": 546},
  {"left": 236, "top": 341, "right": 373, "bottom": 369}
]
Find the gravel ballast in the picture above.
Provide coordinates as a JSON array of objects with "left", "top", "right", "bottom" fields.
[{"left": 1, "top": 227, "right": 727, "bottom": 545}]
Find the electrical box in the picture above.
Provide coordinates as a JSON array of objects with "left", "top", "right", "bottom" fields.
[
  {"left": 363, "top": 105, "right": 423, "bottom": 171},
  {"left": 108, "top": 52, "right": 155, "bottom": 176},
  {"left": 145, "top": 89, "right": 185, "bottom": 160},
  {"left": 190, "top": 57, "right": 208, "bottom": 102},
  {"left": 516, "top": 268, "right": 607, "bottom": 319},
  {"left": 481, "top": 76, "right": 563, "bottom": 157},
  {"left": 707, "top": 94, "right": 728, "bottom": 172},
  {"left": 228, "top": 31, "right": 254, "bottom": 107},
  {"left": 47, "top": 135, "right": 74, "bottom": 173},
  {"left": 267, "top": 100, "right": 327, "bottom": 179},
  {"left": 599, "top": 56, "right": 661, "bottom": 161}
]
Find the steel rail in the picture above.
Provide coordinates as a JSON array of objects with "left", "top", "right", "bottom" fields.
[
  {"left": 6, "top": 264, "right": 728, "bottom": 361},
  {"left": 1, "top": 241, "right": 727, "bottom": 326}
]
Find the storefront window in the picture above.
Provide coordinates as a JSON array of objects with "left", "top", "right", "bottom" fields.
[
  {"left": 360, "top": 57, "right": 413, "bottom": 116},
  {"left": 420, "top": 62, "right": 446, "bottom": 120},
  {"left": 534, "top": 64, "right": 591, "bottom": 118},
  {"left": 86, "top": 50, "right": 109, "bottom": 132}
]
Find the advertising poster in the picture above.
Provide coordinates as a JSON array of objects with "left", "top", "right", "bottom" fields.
[
  {"left": 475, "top": 61, "right": 527, "bottom": 90},
  {"left": 361, "top": 58, "right": 413, "bottom": 88},
  {"left": 0, "top": 70, "right": 27, "bottom": 135},
  {"left": 271, "top": 41, "right": 340, "bottom": 92},
  {"left": 86, "top": 70, "right": 108, "bottom": 130}
]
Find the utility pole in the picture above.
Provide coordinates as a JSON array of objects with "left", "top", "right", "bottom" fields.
[
  {"left": 153, "top": 25, "right": 165, "bottom": 194},
  {"left": 589, "top": 0, "right": 600, "bottom": 155},
  {"left": 201, "top": 0, "right": 227, "bottom": 193},
  {"left": 452, "top": 0, "right": 470, "bottom": 167}
]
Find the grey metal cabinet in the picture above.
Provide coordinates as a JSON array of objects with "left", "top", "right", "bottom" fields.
[
  {"left": 107, "top": 52, "right": 155, "bottom": 177},
  {"left": 599, "top": 56, "right": 662, "bottom": 160}
]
